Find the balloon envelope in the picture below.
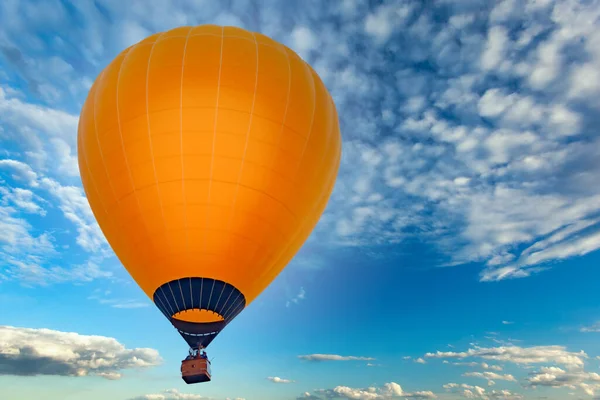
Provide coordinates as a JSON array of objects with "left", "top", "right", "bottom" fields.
[{"left": 77, "top": 25, "right": 341, "bottom": 348}]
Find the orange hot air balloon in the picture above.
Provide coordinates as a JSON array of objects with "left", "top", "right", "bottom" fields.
[{"left": 77, "top": 24, "right": 341, "bottom": 384}]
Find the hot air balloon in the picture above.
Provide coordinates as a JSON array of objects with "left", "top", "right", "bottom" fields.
[{"left": 77, "top": 24, "right": 341, "bottom": 384}]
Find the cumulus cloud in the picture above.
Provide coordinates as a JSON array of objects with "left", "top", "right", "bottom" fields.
[
  {"left": 128, "top": 389, "right": 246, "bottom": 400},
  {"left": 0, "top": 325, "right": 161, "bottom": 379},
  {"left": 425, "top": 344, "right": 587, "bottom": 369},
  {"left": 298, "top": 354, "right": 375, "bottom": 362},
  {"left": 527, "top": 366, "right": 600, "bottom": 396},
  {"left": 443, "top": 383, "right": 523, "bottom": 399},
  {"left": 307, "top": 382, "right": 436, "bottom": 399}
]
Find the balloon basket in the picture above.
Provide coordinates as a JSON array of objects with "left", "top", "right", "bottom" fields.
[{"left": 181, "top": 356, "right": 211, "bottom": 384}]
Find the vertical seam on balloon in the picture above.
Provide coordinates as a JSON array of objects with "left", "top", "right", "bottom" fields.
[
  {"left": 145, "top": 32, "right": 170, "bottom": 251},
  {"left": 217, "top": 288, "right": 234, "bottom": 315},
  {"left": 246, "top": 59, "right": 320, "bottom": 294},
  {"left": 207, "top": 279, "right": 217, "bottom": 310},
  {"left": 189, "top": 277, "right": 193, "bottom": 309},
  {"left": 157, "top": 294, "right": 170, "bottom": 317},
  {"left": 154, "top": 293, "right": 170, "bottom": 317},
  {"left": 240, "top": 44, "right": 291, "bottom": 280},
  {"left": 159, "top": 286, "right": 176, "bottom": 316},
  {"left": 178, "top": 280, "right": 187, "bottom": 310},
  {"left": 213, "top": 283, "right": 227, "bottom": 314},
  {"left": 245, "top": 60, "right": 319, "bottom": 290},
  {"left": 292, "top": 62, "right": 317, "bottom": 178},
  {"left": 199, "top": 277, "right": 204, "bottom": 309},
  {"left": 92, "top": 70, "right": 119, "bottom": 206},
  {"left": 225, "top": 301, "right": 245, "bottom": 323},
  {"left": 115, "top": 46, "right": 149, "bottom": 236},
  {"left": 180, "top": 27, "right": 193, "bottom": 252},
  {"left": 226, "top": 32, "right": 260, "bottom": 248},
  {"left": 270, "top": 45, "right": 292, "bottom": 171},
  {"left": 254, "top": 90, "right": 336, "bottom": 287},
  {"left": 221, "top": 292, "right": 241, "bottom": 319},
  {"left": 226, "top": 297, "right": 245, "bottom": 321},
  {"left": 168, "top": 281, "right": 181, "bottom": 312},
  {"left": 204, "top": 26, "right": 225, "bottom": 253}
]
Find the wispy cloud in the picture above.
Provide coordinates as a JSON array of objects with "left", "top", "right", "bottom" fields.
[
  {"left": 580, "top": 322, "right": 600, "bottom": 333},
  {"left": 451, "top": 362, "right": 503, "bottom": 372},
  {"left": 298, "top": 354, "right": 375, "bottom": 362},
  {"left": 286, "top": 287, "right": 306, "bottom": 307},
  {"left": 267, "top": 376, "right": 295, "bottom": 384},
  {"left": 87, "top": 289, "right": 149, "bottom": 309},
  {"left": 425, "top": 344, "right": 587, "bottom": 369},
  {"left": 463, "top": 371, "right": 516, "bottom": 384},
  {"left": 0, "top": 159, "right": 111, "bottom": 286},
  {"left": 1, "top": 259, "right": 111, "bottom": 287}
]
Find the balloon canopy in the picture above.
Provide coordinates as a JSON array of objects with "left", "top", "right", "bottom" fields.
[{"left": 77, "top": 25, "right": 341, "bottom": 348}]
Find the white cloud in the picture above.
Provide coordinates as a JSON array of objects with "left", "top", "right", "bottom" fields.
[
  {"left": 39, "top": 177, "right": 107, "bottom": 253},
  {"left": 87, "top": 289, "right": 149, "bottom": 309},
  {"left": 527, "top": 366, "right": 600, "bottom": 396},
  {"left": 129, "top": 388, "right": 218, "bottom": 400},
  {"left": 290, "top": 26, "right": 318, "bottom": 60},
  {"left": 443, "top": 383, "right": 523, "bottom": 399},
  {"left": 0, "top": 186, "right": 45, "bottom": 215},
  {"left": 0, "top": 325, "right": 161, "bottom": 378},
  {"left": 298, "top": 354, "right": 375, "bottom": 362},
  {"left": 0, "top": 159, "right": 39, "bottom": 187},
  {"left": 286, "top": 287, "right": 306, "bottom": 307},
  {"left": 0, "top": 160, "right": 112, "bottom": 286},
  {"left": 463, "top": 371, "right": 516, "bottom": 383},
  {"left": 0, "top": 204, "right": 55, "bottom": 257},
  {"left": 312, "top": 382, "right": 436, "bottom": 399},
  {"left": 1, "top": 259, "right": 111, "bottom": 286},
  {"left": 481, "top": 26, "right": 509, "bottom": 71},
  {"left": 1, "top": 0, "right": 599, "bottom": 293},
  {"left": 0, "top": 86, "right": 79, "bottom": 171},
  {"left": 414, "top": 358, "right": 427, "bottom": 364},
  {"left": 580, "top": 322, "right": 600, "bottom": 333},
  {"left": 1, "top": 159, "right": 106, "bottom": 254},
  {"left": 364, "top": 1, "right": 414, "bottom": 43},
  {"left": 425, "top": 344, "right": 587, "bottom": 370},
  {"left": 267, "top": 376, "right": 295, "bottom": 384}
]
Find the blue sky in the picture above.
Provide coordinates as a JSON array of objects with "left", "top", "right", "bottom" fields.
[{"left": 1, "top": 0, "right": 600, "bottom": 399}]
